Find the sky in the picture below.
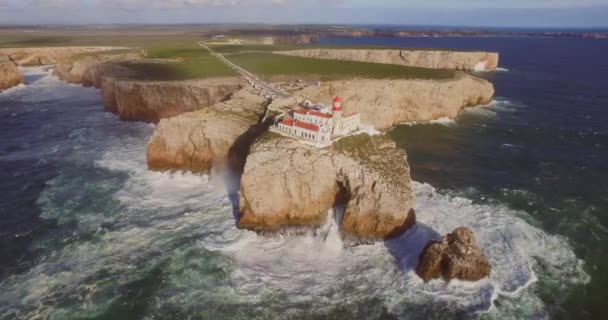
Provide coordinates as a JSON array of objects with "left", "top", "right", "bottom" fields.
[{"left": 0, "top": 0, "right": 607, "bottom": 28}]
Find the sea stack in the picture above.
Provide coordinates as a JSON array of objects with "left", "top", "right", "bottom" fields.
[{"left": 416, "top": 227, "right": 491, "bottom": 282}]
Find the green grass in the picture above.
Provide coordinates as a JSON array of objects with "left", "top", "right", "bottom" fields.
[
  {"left": 208, "top": 44, "right": 299, "bottom": 54},
  {"left": 207, "top": 43, "right": 475, "bottom": 54},
  {"left": 120, "top": 57, "right": 237, "bottom": 81},
  {"left": 334, "top": 133, "right": 374, "bottom": 155},
  {"left": 70, "top": 48, "right": 140, "bottom": 60},
  {"left": 146, "top": 43, "right": 210, "bottom": 59},
  {"left": 334, "top": 133, "right": 408, "bottom": 186},
  {"left": 228, "top": 52, "right": 454, "bottom": 80}
]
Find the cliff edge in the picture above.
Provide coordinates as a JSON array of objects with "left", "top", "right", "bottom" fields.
[
  {"left": 52, "top": 53, "right": 243, "bottom": 123},
  {"left": 296, "top": 73, "right": 494, "bottom": 129},
  {"left": 0, "top": 47, "right": 120, "bottom": 66},
  {"left": 275, "top": 48, "right": 499, "bottom": 71}
]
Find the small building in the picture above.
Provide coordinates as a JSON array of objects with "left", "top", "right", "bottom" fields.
[
  {"left": 293, "top": 109, "right": 333, "bottom": 127},
  {"left": 277, "top": 119, "right": 332, "bottom": 143},
  {"left": 272, "top": 96, "right": 361, "bottom": 144}
]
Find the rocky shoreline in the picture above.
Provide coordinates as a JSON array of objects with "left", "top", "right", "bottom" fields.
[{"left": 11, "top": 48, "right": 493, "bottom": 270}]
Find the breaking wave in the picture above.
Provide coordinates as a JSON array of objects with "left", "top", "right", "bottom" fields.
[
  {"left": 0, "top": 66, "right": 589, "bottom": 319},
  {"left": 0, "top": 136, "right": 588, "bottom": 319}
]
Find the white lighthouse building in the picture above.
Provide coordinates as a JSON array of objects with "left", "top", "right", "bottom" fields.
[
  {"left": 330, "top": 96, "right": 360, "bottom": 136},
  {"left": 272, "top": 96, "right": 361, "bottom": 145}
]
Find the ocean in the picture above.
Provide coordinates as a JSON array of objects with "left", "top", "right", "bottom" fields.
[{"left": 0, "top": 36, "right": 606, "bottom": 319}]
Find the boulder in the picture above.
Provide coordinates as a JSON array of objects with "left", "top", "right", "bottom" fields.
[
  {"left": 416, "top": 227, "right": 491, "bottom": 282},
  {"left": 0, "top": 57, "right": 23, "bottom": 91}
]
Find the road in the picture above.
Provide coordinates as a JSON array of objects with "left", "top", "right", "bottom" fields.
[{"left": 198, "top": 42, "right": 288, "bottom": 99}]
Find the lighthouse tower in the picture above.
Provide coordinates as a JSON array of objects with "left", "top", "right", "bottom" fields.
[{"left": 332, "top": 96, "right": 343, "bottom": 135}]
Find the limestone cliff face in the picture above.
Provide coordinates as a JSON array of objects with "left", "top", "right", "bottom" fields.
[
  {"left": 333, "top": 134, "right": 415, "bottom": 240},
  {"left": 52, "top": 53, "right": 243, "bottom": 123},
  {"left": 0, "top": 57, "right": 23, "bottom": 91},
  {"left": 112, "top": 78, "right": 242, "bottom": 123},
  {"left": 147, "top": 89, "right": 267, "bottom": 172},
  {"left": 239, "top": 133, "right": 415, "bottom": 240},
  {"left": 239, "top": 136, "right": 339, "bottom": 231},
  {"left": 297, "top": 74, "right": 494, "bottom": 129},
  {"left": 275, "top": 48, "right": 499, "bottom": 71},
  {"left": 271, "top": 34, "right": 320, "bottom": 45},
  {"left": 0, "top": 47, "right": 119, "bottom": 66}
]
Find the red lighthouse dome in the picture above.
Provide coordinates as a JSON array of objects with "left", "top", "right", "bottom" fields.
[{"left": 332, "top": 96, "right": 342, "bottom": 111}]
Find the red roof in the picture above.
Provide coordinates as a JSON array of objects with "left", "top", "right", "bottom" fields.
[
  {"left": 293, "top": 109, "right": 308, "bottom": 115},
  {"left": 280, "top": 119, "right": 295, "bottom": 126},
  {"left": 309, "top": 111, "right": 332, "bottom": 119},
  {"left": 333, "top": 96, "right": 342, "bottom": 103},
  {"left": 294, "top": 121, "right": 320, "bottom": 132}
]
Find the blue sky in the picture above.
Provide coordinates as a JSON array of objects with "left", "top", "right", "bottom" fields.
[{"left": 0, "top": 0, "right": 607, "bottom": 28}]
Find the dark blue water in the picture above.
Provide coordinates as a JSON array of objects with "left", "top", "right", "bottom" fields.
[
  {"left": 321, "top": 36, "right": 608, "bottom": 319},
  {"left": 0, "top": 36, "right": 606, "bottom": 319}
]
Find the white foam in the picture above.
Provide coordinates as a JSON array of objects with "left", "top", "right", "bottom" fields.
[
  {"left": 0, "top": 83, "right": 27, "bottom": 95},
  {"left": 474, "top": 61, "right": 488, "bottom": 72},
  {"left": 0, "top": 89, "right": 589, "bottom": 318},
  {"left": 401, "top": 116, "right": 456, "bottom": 126}
]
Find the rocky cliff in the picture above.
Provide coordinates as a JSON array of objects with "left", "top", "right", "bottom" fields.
[
  {"left": 238, "top": 133, "right": 415, "bottom": 241},
  {"left": 0, "top": 47, "right": 119, "bottom": 66},
  {"left": 147, "top": 89, "right": 267, "bottom": 172},
  {"left": 53, "top": 52, "right": 138, "bottom": 86},
  {"left": 416, "top": 227, "right": 491, "bottom": 282},
  {"left": 296, "top": 73, "right": 494, "bottom": 129},
  {"left": 110, "top": 78, "right": 242, "bottom": 123},
  {"left": 0, "top": 56, "right": 23, "bottom": 91},
  {"left": 52, "top": 53, "right": 243, "bottom": 123},
  {"left": 275, "top": 48, "right": 499, "bottom": 71}
]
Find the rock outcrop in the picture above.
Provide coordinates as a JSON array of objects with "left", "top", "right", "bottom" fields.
[
  {"left": 147, "top": 89, "right": 267, "bottom": 172},
  {"left": 0, "top": 47, "right": 119, "bottom": 66},
  {"left": 0, "top": 56, "right": 23, "bottom": 91},
  {"left": 275, "top": 48, "right": 499, "bottom": 71},
  {"left": 238, "top": 133, "right": 415, "bottom": 241},
  {"left": 52, "top": 52, "right": 243, "bottom": 123},
  {"left": 111, "top": 78, "right": 242, "bottom": 123},
  {"left": 296, "top": 73, "right": 494, "bottom": 129},
  {"left": 333, "top": 134, "right": 416, "bottom": 240},
  {"left": 416, "top": 227, "right": 491, "bottom": 282}
]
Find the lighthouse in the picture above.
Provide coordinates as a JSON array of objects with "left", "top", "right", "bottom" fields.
[{"left": 332, "top": 96, "right": 343, "bottom": 135}]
